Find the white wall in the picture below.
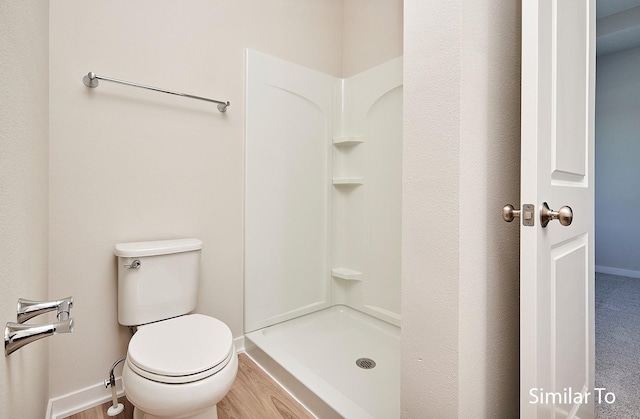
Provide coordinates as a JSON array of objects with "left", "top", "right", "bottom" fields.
[
  {"left": 48, "top": 0, "right": 342, "bottom": 399},
  {"left": 0, "top": 1, "right": 50, "bottom": 418},
  {"left": 342, "top": 0, "right": 403, "bottom": 77},
  {"left": 595, "top": 46, "right": 640, "bottom": 276},
  {"left": 402, "top": 0, "right": 521, "bottom": 417}
]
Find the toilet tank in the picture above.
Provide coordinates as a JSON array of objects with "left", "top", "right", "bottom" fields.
[{"left": 114, "top": 238, "right": 203, "bottom": 326}]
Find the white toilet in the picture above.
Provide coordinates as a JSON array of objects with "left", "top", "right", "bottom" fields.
[{"left": 114, "top": 238, "right": 237, "bottom": 419}]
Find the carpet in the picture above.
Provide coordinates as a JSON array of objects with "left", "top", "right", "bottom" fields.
[{"left": 596, "top": 272, "right": 640, "bottom": 418}]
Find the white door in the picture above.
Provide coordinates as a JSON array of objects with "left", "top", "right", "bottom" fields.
[{"left": 519, "top": 0, "right": 595, "bottom": 418}]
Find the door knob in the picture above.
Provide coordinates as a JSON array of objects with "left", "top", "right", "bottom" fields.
[
  {"left": 502, "top": 204, "right": 520, "bottom": 222},
  {"left": 540, "top": 202, "right": 573, "bottom": 227}
]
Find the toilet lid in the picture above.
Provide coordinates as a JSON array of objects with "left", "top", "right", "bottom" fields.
[{"left": 127, "top": 314, "right": 233, "bottom": 383}]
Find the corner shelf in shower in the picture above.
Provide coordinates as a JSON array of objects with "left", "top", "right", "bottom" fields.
[
  {"left": 333, "top": 136, "right": 364, "bottom": 147},
  {"left": 331, "top": 267, "right": 363, "bottom": 281},
  {"left": 332, "top": 177, "right": 364, "bottom": 186}
]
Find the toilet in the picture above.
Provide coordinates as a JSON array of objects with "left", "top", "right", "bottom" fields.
[{"left": 114, "top": 238, "right": 237, "bottom": 419}]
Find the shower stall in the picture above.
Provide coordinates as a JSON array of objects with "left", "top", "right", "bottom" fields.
[{"left": 243, "top": 49, "right": 402, "bottom": 418}]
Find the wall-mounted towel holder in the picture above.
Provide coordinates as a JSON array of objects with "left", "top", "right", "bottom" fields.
[
  {"left": 4, "top": 297, "right": 74, "bottom": 356},
  {"left": 82, "top": 72, "right": 230, "bottom": 112}
]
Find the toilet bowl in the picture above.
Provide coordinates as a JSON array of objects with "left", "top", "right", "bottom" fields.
[
  {"left": 122, "top": 314, "right": 237, "bottom": 419},
  {"left": 114, "top": 239, "right": 238, "bottom": 419}
]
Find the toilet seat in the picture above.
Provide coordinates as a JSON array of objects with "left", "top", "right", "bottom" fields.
[{"left": 127, "top": 313, "right": 234, "bottom": 384}]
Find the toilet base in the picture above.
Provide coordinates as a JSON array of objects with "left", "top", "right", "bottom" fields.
[{"left": 132, "top": 404, "right": 218, "bottom": 419}]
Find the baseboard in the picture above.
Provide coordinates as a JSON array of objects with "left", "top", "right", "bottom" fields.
[
  {"left": 595, "top": 265, "right": 640, "bottom": 279},
  {"left": 46, "top": 377, "right": 124, "bottom": 419},
  {"left": 46, "top": 336, "right": 246, "bottom": 419},
  {"left": 233, "top": 335, "right": 245, "bottom": 353}
]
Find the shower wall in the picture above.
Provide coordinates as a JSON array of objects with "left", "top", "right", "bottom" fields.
[
  {"left": 244, "top": 50, "right": 402, "bottom": 332},
  {"left": 331, "top": 58, "right": 402, "bottom": 326},
  {"left": 244, "top": 50, "right": 334, "bottom": 332}
]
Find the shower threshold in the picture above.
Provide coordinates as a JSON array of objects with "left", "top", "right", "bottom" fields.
[{"left": 245, "top": 305, "right": 400, "bottom": 419}]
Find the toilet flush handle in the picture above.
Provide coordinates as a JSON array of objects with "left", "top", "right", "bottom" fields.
[{"left": 124, "top": 260, "right": 141, "bottom": 269}]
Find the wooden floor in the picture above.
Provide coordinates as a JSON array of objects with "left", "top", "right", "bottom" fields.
[{"left": 65, "top": 353, "right": 315, "bottom": 419}]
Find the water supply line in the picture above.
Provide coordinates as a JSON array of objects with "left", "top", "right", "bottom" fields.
[{"left": 104, "top": 357, "right": 127, "bottom": 416}]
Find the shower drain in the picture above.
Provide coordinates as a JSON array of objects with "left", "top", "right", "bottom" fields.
[{"left": 355, "top": 357, "right": 376, "bottom": 369}]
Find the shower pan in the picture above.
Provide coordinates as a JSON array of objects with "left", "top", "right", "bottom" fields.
[{"left": 244, "top": 49, "right": 402, "bottom": 418}]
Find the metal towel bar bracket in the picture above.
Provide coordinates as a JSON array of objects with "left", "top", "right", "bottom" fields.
[
  {"left": 17, "top": 297, "right": 73, "bottom": 323},
  {"left": 5, "top": 320, "right": 74, "bottom": 356},
  {"left": 82, "top": 72, "right": 230, "bottom": 112},
  {"left": 5, "top": 297, "right": 75, "bottom": 356}
]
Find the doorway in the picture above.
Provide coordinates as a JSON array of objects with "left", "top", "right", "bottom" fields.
[{"left": 594, "top": 1, "right": 640, "bottom": 417}]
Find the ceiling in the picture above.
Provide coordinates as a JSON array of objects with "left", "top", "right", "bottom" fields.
[{"left": 597, "top": 0, "right": 640, "bottom": 56}]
